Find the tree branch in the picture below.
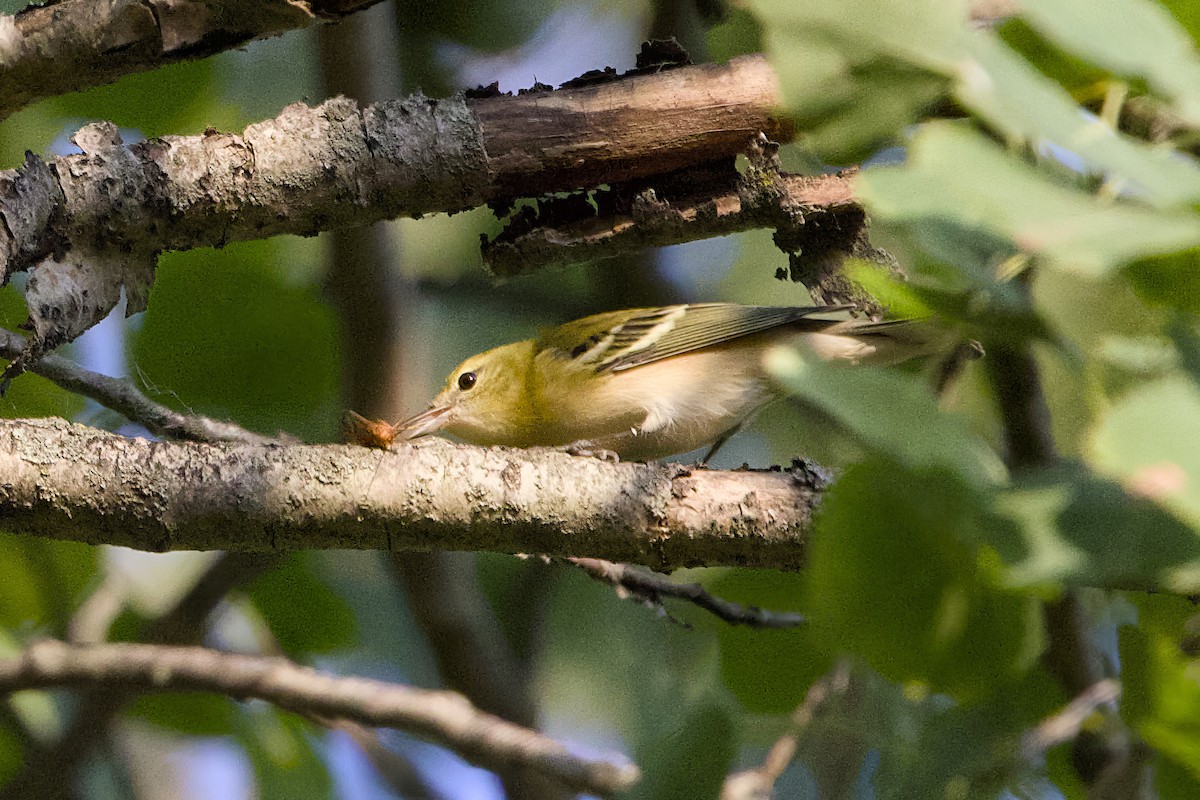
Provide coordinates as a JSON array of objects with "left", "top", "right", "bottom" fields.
[
  {"left": 482, "top": 170, "right": 858, "bottom": 276},
  {"left": 0, "top": 326, "right": 272, "bottom": 444},
  {"left": 0, "top": 54, "right": 789, "bottom": 381},
  {"left": 566, "top": 557, "right": 806, "bottom": 628},
  {"left": 0, "top": 639, "right": 638, "bottom": 797},
  {"left": 0, "top": 418, "right": 819, "bottom": 570},
  {"left": 0, "top": 54, "right": 785, "bottom": 282},
  {"left": 0, "top": 0, "right": 385, "bottom": 122}
]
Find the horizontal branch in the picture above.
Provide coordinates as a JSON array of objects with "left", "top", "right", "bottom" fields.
[
  {"left": 0, "top": 639, "right": 638, "bottom": 796},
  {"left": 483, "top": 171, "right": 858, "bottom": 276},
  {"left": 0, "top": 54, "right": 785, "bottom": 283},
  {"left": 0, "top": 0, "right": 384, "bottom": 122},
  {"left": 0, "top": 54, "right": 788, "bottom": 380},
  {"left": 0, "top": 418, "right": 818, "bottom": 570},
  {"left": 567, "top": 557, "right": 806, "bottom": 628}
]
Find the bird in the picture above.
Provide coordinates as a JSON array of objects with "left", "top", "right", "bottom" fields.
[{"left": 344, "top": 303, "right": 926, "bottom": 463}]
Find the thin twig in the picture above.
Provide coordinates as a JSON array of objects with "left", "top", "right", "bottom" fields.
[
  {"left": 1, "top": 553, "right": 279, "bottom": 800},
  {"left": 567, "top": 557, "right": 805, "bottom": 628},
  {"left": 721, "top": 660, "right": 851, "bottom": 800},
  {"left": 0, "top": 327, "right": 272, "bottom": 444},
  {"left": 0, "top": 640, "right": 639, "bottom": 797},
  {"left": 1020, "top": 679, "right": 1121, "bottom": 762}
]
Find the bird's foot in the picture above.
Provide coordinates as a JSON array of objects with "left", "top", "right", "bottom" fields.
[{"left": 564, "top": 442, "right": 621, "bottom": 463}]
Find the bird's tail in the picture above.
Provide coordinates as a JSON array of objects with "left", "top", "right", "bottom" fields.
[{"left": 797, "top": 317, "right": 962, "bottom": 366}]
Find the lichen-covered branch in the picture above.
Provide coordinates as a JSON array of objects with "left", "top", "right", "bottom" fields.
[
  {"left": 0, "top": 54, "right": 785, "bottom": 283},
  {"left": 0, "top": 639, "right": 638, "bottom": 797},
  {"left": 0, "top": 0, "right": 385, "bottom": 122},
  {"left": 0, "top": 418, "right": 818, "bottom": 570}
]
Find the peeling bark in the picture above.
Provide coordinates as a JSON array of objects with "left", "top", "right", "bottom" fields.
[
  {"left": 483, "top": 171, "right": 859, "bottom": 276},
  {"left": 0, "top": 418, "right": 818, "bottom": 570}
]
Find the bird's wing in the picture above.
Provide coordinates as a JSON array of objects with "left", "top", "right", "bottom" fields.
[{"left": 539, "top": 303, "right": 858, "bottom": 373}]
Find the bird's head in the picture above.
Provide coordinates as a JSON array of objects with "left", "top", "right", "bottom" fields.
[{"left": 397, "top": 340, "right": 537, "bottom": 446}]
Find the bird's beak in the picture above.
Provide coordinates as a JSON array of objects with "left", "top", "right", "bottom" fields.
[{"left": 396, "top": 403, "right": 452, "bottom": 440}]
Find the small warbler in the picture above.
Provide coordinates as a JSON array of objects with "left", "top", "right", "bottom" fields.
[{"left": 347, "top": 303, "right": 923, "bottom": 463}]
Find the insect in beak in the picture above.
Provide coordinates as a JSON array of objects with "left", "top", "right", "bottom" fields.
[{"left": 341, "top": 404, "right": 451, "bottom": 450}]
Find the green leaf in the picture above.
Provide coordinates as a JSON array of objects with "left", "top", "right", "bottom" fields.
[
  {"left": 0, "top": 289, "right": 85, "bottom": 421},
  {"left": 1090, "top": 374, "right": 1200, "bottom": 527},
  {"left": 766, "top": 346, "right": 1005, "bottom": 486},
  {"left": 1120, "top": 593, "right": 1200, "bottom": 783},
  {"left": 875, "top": 671, "right": 1063, "bottom": 799},
  {"left": 0, "top": 534, "right": 96, "bottom": 637},
  {"left": 959, "top": 35, "right": 1200, "bottom": 208},
  {"left": 129, "top": 693, "right": 235, "bottom": 737},
  {"left": 807, "top": 460, "right": 1044, "bottom": 700},
  {"left": 248, "top": 554, "right": 357, "bottom": 657},
  {"left": 860, "top": 125, "right": 1200, "bottom": 277},
  {"left": 711, "top": 570, "right": 831, "bottom": 714},
  {"left": 1019, "top": 0, "right": 1200, "bottom": 127},
  {"left": 746, "top": 0, "right": 965, "bottom": 161},
  {"left": 1127, "top": 248, "right": 1200, "bottom": 315},
  {"left": 635, "top": 701, "right": 736, "bottom": 800},
  {"left": 131, "top": 240, "right": 340, "bottom": 442},
  {"left": 994, "top": 464, "right": 1200, "bottom": 592},
  {"left": 236, "top": 706, "right": 330, "bottom": 800}
]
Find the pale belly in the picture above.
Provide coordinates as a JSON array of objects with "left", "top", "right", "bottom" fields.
[{"left": 531, "top": 343, "right": 777, "bottom": 460}]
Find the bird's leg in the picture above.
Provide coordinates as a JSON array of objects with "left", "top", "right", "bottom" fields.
[
  {"left": 698, "top": 422, "right": 745, "bottom": 467},
  {"left": 563, "top": 440, "right": 621, "bottom": 463}
]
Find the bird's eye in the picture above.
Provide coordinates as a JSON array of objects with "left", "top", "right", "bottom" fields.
[{"left": 457, "top": 371, "right": 477, "bottom": 391}]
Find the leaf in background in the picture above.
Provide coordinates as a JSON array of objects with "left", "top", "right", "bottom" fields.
[
  {"left": 706, "top": 7, "right": 763, "bottom": 63},
  {"left": 236, "top": 706, "right": 331, "bottom": 800},
  {"left": 1127, "top": 248, "right": 1200, "bottom": 315},
  {"left": 1018, "top": 0, "right": 1200, "bottom": 127},
  {"left": 129, "top": 693, "right": 236, "bottom": 737},
  {"left": 960, "top": 35, "right": 1200, "bottom": 207},
  {"left": 634, "top": 701, "right": 736, "bottom": 800},
  {"left": 1120, "top": 593, "right": 1200, "bottom": 784},
  {"left": 1090, "top": 374, "right": 1200, "bottom": 527},
  {"left": 875, "top": 670, "right": 1063, "bottom": 800},
  {"left": 860, "top": 125, "right": 1200, "bottom": 277},
  {"left": 766, "top": 346, "right": 1005, "bottom": 486},
  {"left": 42, "top": 59, "right": 220, "bottom": 137},
  {"left": 806, "top": 460, "right": 1044, "bottom": 700},
  {"left": 396, "top": 0, "right": 559, "bottom": 53},
  {"left": 994, "top": 464, "right": 1200, "bottom": 592},
  {"left": 131, "top": 240, "right": 339, "bottom": 441},
  {"left": 710, "top": 569, "right": 830, "bottom": 714},
  {"left": 996, "top": 18, "right": 1106, "bottom": 98},
  {"left": 0, "top": 289, "right": 85, "bottom": 421},
  {"left": 0, "top": 534, "right": 96, "bottom": 638},
  {"left": 248, "top": 554, "right": 357, "bottom": 657},
  {"left": 746, "top": 0, "right": 965, "bottom": 161}
]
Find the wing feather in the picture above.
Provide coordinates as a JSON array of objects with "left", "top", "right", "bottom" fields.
[{"left": 538, "top": 303, "right": 867, "bottom": 373}]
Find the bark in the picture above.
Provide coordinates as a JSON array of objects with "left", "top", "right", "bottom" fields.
[
  {"left": 483, "top": 171, "right": 858, "bottom": 276},
  {"left": 0, "top": 54, "right": 786, "bottom": 284},
  {"left": 0, "top": 639, "right": 638, "bottom": 797},
  {"left": 0, "top": 0, "right": 384, "bottom": 122},
  {"left": 0, "top": 418, "right": 818, "bottom": 570}
]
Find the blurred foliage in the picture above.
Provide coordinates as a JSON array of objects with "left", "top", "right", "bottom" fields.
[{"left": 2, "top": 0, "right": 1200, "bottom": 797}]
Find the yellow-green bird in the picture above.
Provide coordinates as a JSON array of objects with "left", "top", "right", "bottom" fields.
[{"left": 366, "top": 303, "right": 921, "bottom": 463}]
